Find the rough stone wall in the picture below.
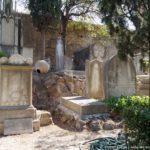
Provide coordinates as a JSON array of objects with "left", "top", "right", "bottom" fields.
[
  {"left": 32, "top": 72, "right": 85, "bottom": 111},
  {"left": 66, "top": 29, "right": 117, "bottom": 70},
  {"left": 136, "top": 75, "right": 150, "bottom": 96}
]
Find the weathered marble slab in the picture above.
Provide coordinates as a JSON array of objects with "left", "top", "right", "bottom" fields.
[
  {"left": 106, "top": 55, "right": 136, "bottom": 97},
  {"left": 86, "top": 59, "right": 105, "bottom": 99},
  {"left": 4, "top": 118, "right": 33, "bottom": 135},
  {"left": 0, "top": 65, "right": 32, "bottom": 107},
  {"left": 61, "top": 96, "right": 108, "bottom": 116},
  {"left": 1, "top": 18, "right": 15, "bottom": 46}
]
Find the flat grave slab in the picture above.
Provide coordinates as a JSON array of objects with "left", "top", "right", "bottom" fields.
[{"left": 61, "top": 96, "right": 108, "bottom": 116}]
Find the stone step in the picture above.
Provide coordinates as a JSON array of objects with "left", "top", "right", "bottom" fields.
[{"left": 61, "top": 96, "right": 108, "bottom": 116}]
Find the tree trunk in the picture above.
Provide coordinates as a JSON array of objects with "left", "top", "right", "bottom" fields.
[{"left": 41, "top": 30, "right": 46, "bottom": 59}]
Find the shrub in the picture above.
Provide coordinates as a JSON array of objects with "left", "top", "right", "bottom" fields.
[
  {"left": 106, "top": 96, "right": 150, "bottom": 148},
  {"left": 0, "top": 51, "right": 8, "bottom": 58}
]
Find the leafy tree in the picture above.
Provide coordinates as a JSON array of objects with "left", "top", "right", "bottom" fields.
[
  {"left": 60, "top": 0, "right": 97, "bottom": 54},
  {"left": 98, "top": 0, "right": 150, "bottom": 61},
  {"left": 28, "top": 0, "right": 61, "bottom": 59}
]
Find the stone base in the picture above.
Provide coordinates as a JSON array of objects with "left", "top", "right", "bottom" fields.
[
  {"left": 0, "top": 107, "right": 54, "bottom": 135},
  {"left": 0, "top": 106, "right": 36, "bottom": 122},
  {"left": 61, "top": 96, "right": 108, "bottom": 116},
  {"left": 4, "top": 118, "right": 33, "bottom": 135},
  {"left": 0, "top": 106, "right": 40, "bottom": 135}
]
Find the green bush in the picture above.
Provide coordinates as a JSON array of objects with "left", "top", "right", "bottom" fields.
[
  {"left": 0, "top": 51, "right": 8, "bottom": 58},
  {"left": 140, "top": 59, "right": 149, "bottom": 73},
  {"left": 106, "top": 96, "right": 150, "bottom": 147}
]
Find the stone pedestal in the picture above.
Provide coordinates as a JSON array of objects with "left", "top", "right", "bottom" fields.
[{"left": 0, "top": 65, "right": 40, "bottom": 135}]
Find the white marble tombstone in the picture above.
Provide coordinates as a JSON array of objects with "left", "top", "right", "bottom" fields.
[
  {"left": 86, "top": 59, "right": 105, "bottom": 99},
  {"left": 1, "top": 18, "right": 15, "bottom": 46},
  {"left": 106, "top": 55, "right": 136, "bottom": 97}
]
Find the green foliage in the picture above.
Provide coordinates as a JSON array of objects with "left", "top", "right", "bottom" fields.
[
  {"left": 106, "top": 96, "right": 150, "bottom": 147},
  {"left": 140, "top": 59, "right": 149, "bottom": 73},
  {"left": 0, "top": 51, "right": 8, "bottom": 58},
  {"left": 28, "top": 0, "right": 61, "bottom": 32},
  {"left": 68, "top": 21, "right": 109, "bottom": 38},
  {"left": 98, "top": 0, "right": 150, "bottom": 59}
]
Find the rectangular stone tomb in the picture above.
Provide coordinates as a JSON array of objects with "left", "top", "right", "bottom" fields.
[
  {"left": 0, "top": 65, "right": 32, "bottom": 107},
  {"left": 61, "top": 96, "right": 108, "bottom": 115},
  {"left": 4, "top": 118, "right": 33, "bottom": 135}
]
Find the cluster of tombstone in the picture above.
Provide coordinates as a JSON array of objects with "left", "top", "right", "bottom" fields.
[
  {"left": 86, "top": 48, "right": 136, "bottom": 99},
  {"left": 0, "top": 45, "right": 143, "bottom": 135}
]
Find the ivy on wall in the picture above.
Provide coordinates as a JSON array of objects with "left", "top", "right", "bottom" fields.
[{"left": 68, "top": 21, "right": 109, "bottom": 38}]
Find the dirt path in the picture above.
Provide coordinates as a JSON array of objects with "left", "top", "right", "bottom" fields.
[{"left": 0, "top": 125, "right": 121, "bottom": 150}]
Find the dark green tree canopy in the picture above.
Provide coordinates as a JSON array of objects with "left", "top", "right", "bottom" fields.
[
  {"left": 28, "top": 0, "right": 61, "bottom": 32},
  {"left": 98, "top": 0, "right": 150, "bottom": 59}
]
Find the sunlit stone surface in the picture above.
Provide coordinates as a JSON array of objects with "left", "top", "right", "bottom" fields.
[{"left": 86, "top": 59, "right": 105, "bottom": 100}]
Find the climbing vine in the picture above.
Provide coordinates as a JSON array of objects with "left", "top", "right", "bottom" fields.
[{"left": 68, "top": 21, "right": 109, "bottom": 38}]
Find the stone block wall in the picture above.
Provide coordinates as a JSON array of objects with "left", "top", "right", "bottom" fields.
[
  {"left": 136, "top": 75, "right": 150, "bottom": 96},
  {"left": 22, "top": 15, "right": 117, "bottom": 69}
]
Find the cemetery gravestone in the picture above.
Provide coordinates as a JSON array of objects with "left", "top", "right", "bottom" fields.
[
  {"left": 0, "top": 66, "right": 32, "bottom": 106},
  {"left": 1, "top": 18, "right": 15, "bottom": 46},
  {"left": 106, "top": 55, "right": 136, "bottom": 97},
  {"left": 0, "top": 65, "right": 39, "bottom": 135},
  {"left": 86, "top": 59, "right": 105, "bottom": 99}
]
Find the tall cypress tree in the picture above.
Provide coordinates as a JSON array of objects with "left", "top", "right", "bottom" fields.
[{"left": 28, "top": 0, "right": 61, "bottom": 59}]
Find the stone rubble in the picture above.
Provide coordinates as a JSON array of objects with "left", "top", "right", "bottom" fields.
[
  {"left": 54, "top": 106, "right": 123, "bottom": 132},
  {"left": 33, "top": 72, "right": 85, "bottom": 111}
]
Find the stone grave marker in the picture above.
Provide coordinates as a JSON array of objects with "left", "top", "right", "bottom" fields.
[
  {"left": 0, "top": 66, "right": 32, "bottom": 107},
  {"left": 105, "top": 55, "right": 136, "bottom": 97},
  {"left": 86, "top": 59, "right": 105, "bottom": 99},
  {"left": 1, "top": 18, "right": 15, "bottom": 46},
  {"left": 0, "top": 62, "right": 40, "bottom": 135}
]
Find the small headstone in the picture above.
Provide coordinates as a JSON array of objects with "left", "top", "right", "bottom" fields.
[
  {"left": 4, "top": 118, "right": 33, "bottom": 135},
  {"left": 106, "top": 55, "right": 136, "bottom": 97},
  {"left": 86, "top": 59, "right": 105, "bottom": 99}
]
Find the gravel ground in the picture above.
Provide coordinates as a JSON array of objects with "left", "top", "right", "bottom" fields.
[{"left": 0, "top": 125, "right": 121, "bottom": 150}]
